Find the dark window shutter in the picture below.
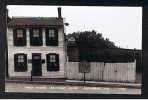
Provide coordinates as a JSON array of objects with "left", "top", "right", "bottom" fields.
[
  {"left": 13, "top": 29, "right": 17, "bottom": 45},
  {"left": 23, "top": 54, "right": 27, "bottom": 71},
  {"left": 55, "top": 54, "right": 59, "bottom": 71},
  {"left": 30, "top": 29, "right": 33, "bottom": 45},
  {"left": 23, "top": 29, "right": 27, "bottom": 45},
  {"left": 39, "top": 29, "right": 43, "bottom": 45},
  {"left": 45, "top": 28, "right": 58, "bottom": 46},
  {"left": 46, "top": 54, "right": 51, "bottom": 71},
  {"left": 13, "top": 28, "right": 26, "bottom": 46},
  {"left": 46, "top": 53, "right": 59, "bottom": 71},
  {"left": 14, "top": 54, "right": 18, "bottom": 71},
  {"left": 30, "top": 28, "right": 43, "bottom": 46}
]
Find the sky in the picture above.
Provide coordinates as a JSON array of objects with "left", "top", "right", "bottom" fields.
[{"left": 7, "top": 5, "right": 142, "bottom": 49}]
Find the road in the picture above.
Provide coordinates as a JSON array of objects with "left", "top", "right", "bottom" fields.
[{"left": 5, "top": 83, "right": 141, "bottom": 94}]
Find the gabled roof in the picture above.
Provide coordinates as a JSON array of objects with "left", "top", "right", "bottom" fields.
[{"left": 7, "top": 17, "right": 63, "bottom": 27}]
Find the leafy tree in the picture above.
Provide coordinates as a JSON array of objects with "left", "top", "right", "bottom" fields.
[{"left": 67, "top": 30, "right": 118, "bottom": 49}]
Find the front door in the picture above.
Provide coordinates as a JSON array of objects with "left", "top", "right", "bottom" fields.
[{"left": 32, "top": 53, "right": 42, "bottom": 76}]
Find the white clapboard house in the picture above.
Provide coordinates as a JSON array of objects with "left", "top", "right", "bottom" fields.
[{"left": 7, "top": 7, "right": 67, "bottom": 78}]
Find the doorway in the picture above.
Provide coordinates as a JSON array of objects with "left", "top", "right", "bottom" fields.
[{"left": 32, "top": 53, "right": 42, "bottom": 76}]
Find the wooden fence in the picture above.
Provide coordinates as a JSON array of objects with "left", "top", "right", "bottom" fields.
[{"left": 66, "top": 61, "right": 136, "bottom": 83}]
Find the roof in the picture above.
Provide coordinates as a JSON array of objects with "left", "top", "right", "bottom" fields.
[{"left": 7, "top": 17, "right": 63, "bottom": 27}]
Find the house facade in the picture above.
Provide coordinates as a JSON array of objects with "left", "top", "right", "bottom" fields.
[{"left": 7, "top": 7, "right": 67, "bottom": 78}]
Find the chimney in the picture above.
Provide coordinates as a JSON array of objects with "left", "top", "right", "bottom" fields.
[{"left": 58, "top": 7, "right": 62, "bottom": 19}]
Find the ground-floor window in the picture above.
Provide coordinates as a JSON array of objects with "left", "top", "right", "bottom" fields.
[
  {"left": 14, "top": 53, "right": 27, "bottom": 72},
  {"left": 46, "top": 53, "right": 59, "bottom": 71}
]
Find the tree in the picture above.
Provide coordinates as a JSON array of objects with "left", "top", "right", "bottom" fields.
[{"left": 67, "top": 30, "right": 118, "bottom": 49}]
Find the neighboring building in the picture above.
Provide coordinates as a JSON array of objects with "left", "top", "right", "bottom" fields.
[
  {"left": 7, "top": 7, "right": 67, "bottom": 78},
  {"left": 67, "top": 36, "right": 79, "bottom": 62}
]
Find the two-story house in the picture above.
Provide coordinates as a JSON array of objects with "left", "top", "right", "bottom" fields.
[{"left": 7, "top": 7, "right": 67, "bottom": 78}]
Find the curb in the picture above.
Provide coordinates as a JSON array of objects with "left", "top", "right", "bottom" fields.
[{"left": 5, "top": 79, "right": 141, "bottom": 89}]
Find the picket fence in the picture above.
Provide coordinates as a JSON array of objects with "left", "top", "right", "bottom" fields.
[{"left": 66, "top": 61, "right": 136, "bottom": 82}]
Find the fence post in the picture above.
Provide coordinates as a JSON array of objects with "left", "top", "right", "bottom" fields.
[
  {"left": 30, "top": 70, "right": 33, "bottom": 81},
  {"left": 83, "top": 72, "right": 86, "bottom": 84}
]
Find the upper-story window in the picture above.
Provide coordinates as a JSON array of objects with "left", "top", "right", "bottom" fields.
[
  {"left": 17, "top": 29, "right": 23, "bottom": 38},
  {"left": 30, "top": 28, "right": 43, "bottom": 46},
  {"left": 48, "top": 29, "right": 55, "bottom": 38},
  {"left": 33, "top": 29, "right": 40, "bottom": 37},
  {"left": 45, "top": 28, "right": 58, "bottom": 46},
  {"left": 13, "top": 28, "right": 26, "bottom": 46}
]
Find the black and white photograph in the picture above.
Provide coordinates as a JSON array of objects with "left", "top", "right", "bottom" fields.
[{"left": 5, "top": 5, "right": 142, "bottom": 94}]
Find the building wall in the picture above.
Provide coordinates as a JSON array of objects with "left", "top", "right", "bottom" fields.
[
  {"left": 67, "top": 46, "right": 79, "bottom": 62},
  {"left": 7, "top": 27, "right": 66, "bottom": 78},
  {"left": 66, "top": 61, "right": 136, "bottom": 82}
]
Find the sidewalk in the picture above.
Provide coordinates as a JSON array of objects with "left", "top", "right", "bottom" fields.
[
  {"left": 5, "top": 77, "right": 141, "bottom": 89},
  {"left": 66, "top": 80, "right": 141, "bottom": 88}
]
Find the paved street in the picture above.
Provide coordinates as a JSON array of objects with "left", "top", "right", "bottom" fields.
[{"left": 5, "top": 83, "right": 141, "bottom": 94}]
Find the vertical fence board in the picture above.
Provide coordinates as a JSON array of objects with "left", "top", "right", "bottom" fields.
[{"left": 94, "top": 62, "right": 98, "bottom": 80}]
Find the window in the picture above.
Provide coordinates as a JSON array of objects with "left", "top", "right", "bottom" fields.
[
  {"left": 33, "top": 29, "right": 40, "bottom": 37},
  {"left": 14, "top": 53, "right": 27, "bottom": 72},
  {"left": 18, "top": 55, "right": 24, "bottom": 63},
  {"left": 34, "top": 55, "right": 40, "bottom": 59},
  {"left": 45, "top": 28, "right": 58, "bottom": 46},
  {"left": 13, "top": 28, "right": 26, "bottom": 46},
  {"left": 49, "top": 29, "right": 55, "bottom": 38},
  {"left": 30, "top": 28, "right": 43, "bottom": 46},
  {"left": 46, "top": 53, "right": 59, "bottom": 71},
  {"left": 17, "top": 29, "right": 23, "bottom": 38},
  {"left": 50, "top": 55, "right": 56, "bottom": 62}
]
